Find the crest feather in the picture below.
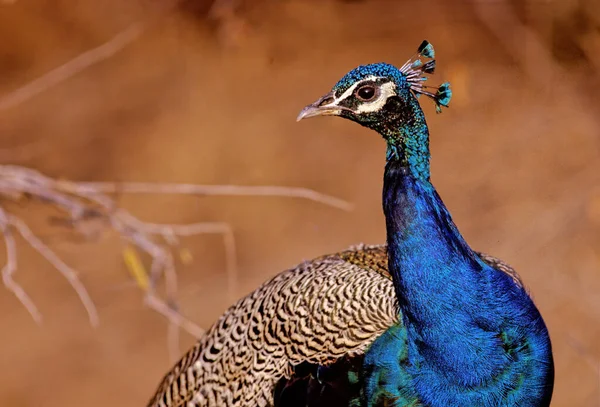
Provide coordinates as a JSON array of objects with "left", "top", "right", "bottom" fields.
[{"left": 400, "top": 40, "right": 452, "bottom": 113}]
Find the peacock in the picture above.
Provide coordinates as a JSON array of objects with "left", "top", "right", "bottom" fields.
[{"left": 147, "top": 41, "right": 554, "bottom": 407}]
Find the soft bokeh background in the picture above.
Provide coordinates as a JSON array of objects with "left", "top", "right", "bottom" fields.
[{"left": 1, "top": 0, "right": 599, "bottom": 406}]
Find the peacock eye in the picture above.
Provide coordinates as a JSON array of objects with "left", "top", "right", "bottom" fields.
[{"left": 356, "top": 85, "right": 377, "bottom": 101}]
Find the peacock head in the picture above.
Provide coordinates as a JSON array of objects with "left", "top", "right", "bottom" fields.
[{"left": 297, "top": 40, "right": 452, "bottom": 142}]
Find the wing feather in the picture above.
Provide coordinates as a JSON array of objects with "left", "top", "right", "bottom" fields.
[{"left": 147, "top": 244, "right": 520, "bottom": 407}]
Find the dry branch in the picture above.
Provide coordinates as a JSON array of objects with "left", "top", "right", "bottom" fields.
[
  {"left": 0, "top": 164, "right": 353, "bottom": 343},
  {"left": 0, "top": 0, "right": 243, "bottom": 113},
  {"left": 0, "top": 0, "right": 186, "bottom": 112},
  {"left": 0, "top": 0, "right": 340, "bottom": 357},
  {"left": 0, "top": 207, "right": 42, "bottom": 323},
  {"left": 0, "top": 24, "right": 144, "bottom": 112},
  {"left": 70, "top": 181, "right": 354, "bottom": 212}
]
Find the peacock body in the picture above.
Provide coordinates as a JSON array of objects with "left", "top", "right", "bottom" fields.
[
  {"left": 147, "top": 246, "right": 521, "bottom": 407},
  {"left": 148, "top": 41, "right": 553, "bottom": 407}
]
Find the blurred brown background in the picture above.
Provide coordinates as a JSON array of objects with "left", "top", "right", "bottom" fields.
[{"left": 0, "top": 0, "right": 599, "bottom": 406}]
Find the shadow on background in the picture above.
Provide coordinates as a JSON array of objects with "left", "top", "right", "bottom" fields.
[{"left": 0, "top": 0, "right": 599, "bottom": 406}]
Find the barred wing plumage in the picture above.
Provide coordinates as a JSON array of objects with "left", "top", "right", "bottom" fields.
[{"left": 147, "top": 244, "right": 521, "bottom": 407}]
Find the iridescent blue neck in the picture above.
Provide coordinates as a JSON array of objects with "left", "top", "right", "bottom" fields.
[
  {"left": 383, "top": 162, "right": 490, "bottom": 360},
  {"left": 380, "top": 160, "right": 554, "bottom": 406}
]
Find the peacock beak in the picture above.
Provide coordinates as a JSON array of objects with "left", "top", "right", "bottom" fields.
[{"left": 296, "top": 91, "right": 342, "bottom": 122}]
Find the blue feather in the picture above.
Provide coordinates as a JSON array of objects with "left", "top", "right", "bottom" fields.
[
  {"left": 418, "top": 40, "right": 435, "bottom": 58},
  {"left": 435, "top": 82, "right": 452, "bottom": 107}
]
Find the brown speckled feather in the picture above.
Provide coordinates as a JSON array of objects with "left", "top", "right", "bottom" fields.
[{"left": 147, "top": 244, "right": 522, "bottom": 407}]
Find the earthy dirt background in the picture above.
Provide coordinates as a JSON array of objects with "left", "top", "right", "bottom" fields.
[{"left": 0, "top": 0, "right": 599, "bottom": 406}]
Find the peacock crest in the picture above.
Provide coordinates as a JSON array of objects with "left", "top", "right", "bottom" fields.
[{"left": 399, "top": 40, "right": 452, "bottom": 113}]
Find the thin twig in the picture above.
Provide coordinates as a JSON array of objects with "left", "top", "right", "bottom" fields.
[
  {"left": 0, "top": 165, "right": 353, "bottom": 211},
  {"left": 67, "top": 182, "right": 355, "bottom": 212},
  {"left": 0, "top": 164, "right": 353, "bottom": 341},
  {"left": 0, "top": 0, "right": 229, "bottom": 114},
  {"left": 0, "top": 207, "right": 43, "bottom": 323},
  {"left": 145, "top": 295, "right": 205, "bottom": 339},
  {"left": 0, "top": 24, "right": 144, "bottom": 112},
  {"left": 8, "top": 215, "right": 100, "bottom": 326}
]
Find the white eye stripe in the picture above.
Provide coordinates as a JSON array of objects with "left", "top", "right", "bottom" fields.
[
  {"left": 335, "top": 75, "right": 380, "bottom": 102},
  {"left": 320, "top": 76, "right": 397, "bottom": 113}
]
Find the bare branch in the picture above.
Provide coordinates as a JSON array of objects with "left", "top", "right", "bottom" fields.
[
  {"left": 0, "top": 0, "right": 239, "bottom": 113},
  {"left": 0, "top": 24, "right": 144, "bottom": 112},
  {"left": 8, "top": 215, "right": 100, "bottom": 327},
  {"left": 0, "top": 164, "right": 353, "bottom": 342},
  {"left": 0, "top": 0, "right": 349, "bottom": 352},
  {"left": 145, "top": 295, "right": 205, "bottom": 339},
  {"left": 64, "top": 181, "right": 355, "bottom": 212},
  {"left": 0, "top": 207, "right": 43, "bottom": 323}
]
